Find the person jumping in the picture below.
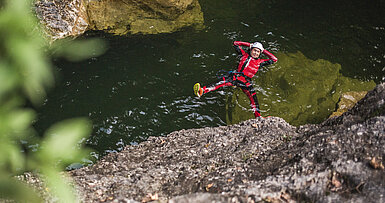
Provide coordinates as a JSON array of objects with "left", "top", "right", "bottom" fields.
[{"left": 193, "top": 41, "right": 278, "bottom": 117}]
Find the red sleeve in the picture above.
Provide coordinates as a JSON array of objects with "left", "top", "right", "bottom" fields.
[
  {"left": 233, "top": 41, "right": 251, "bottom": 47},
  {"left": 262, "top": 49, "right": 278, "bottom": 62},
  {"left": 233, "top": 41, "right": 250, "bottom": 56}
]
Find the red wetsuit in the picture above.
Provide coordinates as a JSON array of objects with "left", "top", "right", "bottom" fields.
[{"left": 202, "top": 41, "right": 278, "bottom": 117}]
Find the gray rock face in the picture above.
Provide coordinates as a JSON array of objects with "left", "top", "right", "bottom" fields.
[
  {"left": 70, "top": 83, "right": 385, "bottom": 202},
  {"left": 35, "top": 0, "right": 89, "bottom": 40}
]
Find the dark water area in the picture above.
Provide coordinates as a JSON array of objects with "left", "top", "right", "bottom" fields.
[{"left": 34, "top": 0, "right": 385, "bottom": 162}]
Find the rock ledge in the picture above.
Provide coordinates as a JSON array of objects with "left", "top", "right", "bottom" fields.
[{"left": 68, "top": 83, "right": 384, "bottom": 202}]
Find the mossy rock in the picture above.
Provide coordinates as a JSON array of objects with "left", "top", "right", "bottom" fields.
[
  {"left": 329, "top": 91, "right": 368, "bottom": 118},
  {"left": 226, "top": 51, "right": 376, "bottom": 126},
  {"left": 87, "top": 0, "right": 204, "bottom": 35}
]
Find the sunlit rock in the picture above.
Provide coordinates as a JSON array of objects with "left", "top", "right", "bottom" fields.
[
  {"left": 35, "top": 0, "right": 204, "bottom": 39},
  {"left": 226, "top": 51, "right": 376, "bottom": 126},
  {"left": 35, "top": 0, "right": 89, "bottom": 40},
  {"left": 329, "top": 91, "right": 368, "bottom": 118}
]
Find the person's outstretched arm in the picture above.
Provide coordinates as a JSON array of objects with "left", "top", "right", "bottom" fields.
[{"left": 233, "top": 41, "right": 250, "bottom": 55}]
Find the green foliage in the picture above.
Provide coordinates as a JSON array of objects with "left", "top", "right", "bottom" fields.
[
  {"left": 0, "top": 0, "right": 105, "bottom": 202},
  {"left": 51, "top": 38, "right": 107, "bottom": 62},
  {"left": 0, "top": 176, "right": 41, "bottom": 202},
  {"left": 0, "top": 0, "right": 52, "bottom": 104}
]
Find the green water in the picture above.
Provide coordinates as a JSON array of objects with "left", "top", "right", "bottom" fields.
[{"left": 35, "top": 0, "right": 385, "bottom": 161}]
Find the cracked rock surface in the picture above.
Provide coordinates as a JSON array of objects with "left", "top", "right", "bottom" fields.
[{"left": 69, "top": 83, "right": 385, "bottom": 202}]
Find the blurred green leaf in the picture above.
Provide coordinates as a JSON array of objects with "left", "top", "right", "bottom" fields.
[
  {"left": 51, "top": 38, "right": 108, "bottom": 62},
  {"left": 6, "top": 28, "right": 52, "bottom": 105},
  {"left": 0, "top": 175, "right": 41, "bottom": 203},
  {"left": 0, "top": 107, "right": 35, "bottom": 140},
  {"left": 0, "top": 63, "right": 18, "bottom": 101},
  {"left": 34, "top": 118, "right": 92, "bottom": 202},
  {"left": 7, "top": 109, "right": 35, "bottom": 133},
  {"left": 39, "top": 118, "right": 91, "bottom": 164},
  {"left": 1, "top": 0, "right": 53, "bottom": 105},
  {"left": 40, "top": 167, "right": 78, "bottom": 203},
  {"left": 0, "top": 142, "right": 24, "bottom": 172}
]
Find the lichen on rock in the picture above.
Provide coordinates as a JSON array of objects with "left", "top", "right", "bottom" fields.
[{"left": 226, "top": 51, "right": 376, "bottom": 126}]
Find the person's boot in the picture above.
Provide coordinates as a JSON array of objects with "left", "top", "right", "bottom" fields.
[{"left": 193, "top": 83, "right": 203, "bottom": 97}]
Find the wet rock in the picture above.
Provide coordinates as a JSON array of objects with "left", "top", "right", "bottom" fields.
[
  {"left": 329, "top": 91, "right": 368, "bottom": 118},
  {"left": 66, "top": 83, "right": 384, "bottom": 202}
]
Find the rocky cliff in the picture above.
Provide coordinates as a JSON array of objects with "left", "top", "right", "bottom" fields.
[
  {"left": 68, "top": 82, "right": 384, "bottom": 202},
  {"left": 35, "top": 0, "right": 204, "bottom": 40}
]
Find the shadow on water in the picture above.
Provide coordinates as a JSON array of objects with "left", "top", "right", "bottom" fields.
[{"left": 34, "top": 0, "right": 385, "bottom": 162}]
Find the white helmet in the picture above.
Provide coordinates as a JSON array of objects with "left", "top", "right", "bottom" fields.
[{"left": 250, "top": 42, "right": 264, "bottom": 52}]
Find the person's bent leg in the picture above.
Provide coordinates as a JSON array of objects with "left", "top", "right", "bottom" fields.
[{"left": 241, "top": 87, "right": 261, "bottom": 117}]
